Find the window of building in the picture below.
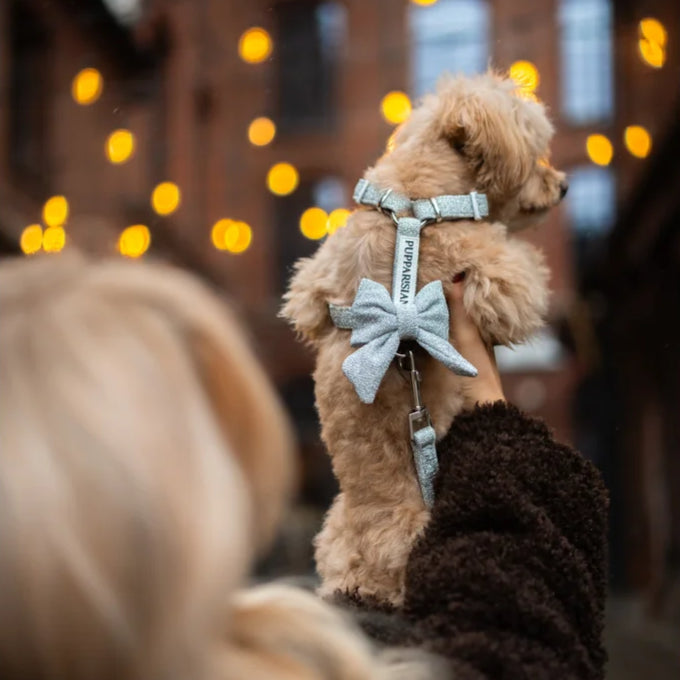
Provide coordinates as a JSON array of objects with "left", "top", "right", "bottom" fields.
[
  {"left": 567, "top": 165, "right": 616, "bottom": 282},
  {"left": 410, "top": 0, "right": 490, "bottom": 97},
  {"left": 559, "top": 0, "right": 613, "bottom": 125},
  {"left": 275, "top": 1, "right": 346, "bottom": 131},
  {"left": 9, "top": 1, "right": 50, "bottom": 193},
  {"left": 150, "top": 24, "right": 170, "bottom": 183},
  {"left": 566, "top": 166, "right": 616, "bottom": 237}
]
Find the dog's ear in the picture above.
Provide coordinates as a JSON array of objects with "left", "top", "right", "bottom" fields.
[
  {"left": 437, "top": 79, "right": 534, "bottom": 199},
  {"left": 280, "top": 239, "right": 341, "bottom": 347}
]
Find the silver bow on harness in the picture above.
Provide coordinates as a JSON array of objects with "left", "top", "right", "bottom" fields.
[{"left": 330, "top": 278, "right": 477, "bottom": 404}]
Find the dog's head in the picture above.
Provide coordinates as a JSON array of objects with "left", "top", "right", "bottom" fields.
[{"left": 370, "top": 71, "right": 567, "bottom": 230}]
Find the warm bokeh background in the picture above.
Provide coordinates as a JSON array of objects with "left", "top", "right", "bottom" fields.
[{"left": 0, "top": 0, "right": 678, "bottom": 675}]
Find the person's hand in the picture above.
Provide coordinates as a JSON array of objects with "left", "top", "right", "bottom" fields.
[{"left": 448, "top": 274, "right": 505, "bottom": 409}]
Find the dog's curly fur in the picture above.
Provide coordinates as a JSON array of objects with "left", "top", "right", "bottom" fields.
[{"left": 281, "top": 72, "right": 567, "bottom": 606}]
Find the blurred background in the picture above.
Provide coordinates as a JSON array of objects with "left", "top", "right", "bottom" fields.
[{"left": 0, "top": 0, "right": 678, "bottom": 675}]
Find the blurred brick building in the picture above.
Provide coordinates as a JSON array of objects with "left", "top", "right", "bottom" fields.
[{"left": 1, "top": 0, "right": 679, "bottom": 605}]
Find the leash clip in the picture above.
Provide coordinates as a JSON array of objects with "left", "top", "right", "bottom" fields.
[{"left": 398, "top": 350, "right": 432, "bottom": 439}]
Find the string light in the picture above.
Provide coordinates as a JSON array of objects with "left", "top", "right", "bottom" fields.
[
  {"left": 638, "top": 38, "right": 665, "bottom": 68},
  {"left": 510, "top": 60, "right": 540, "bottom": 99},
  {"left": 211, "top": 219, "right": 233, "bottom": 251},
  {"left": 381, "top": 91, "right": 412, "bottom": 125},
  {"left": 638, "top": 18, "right": 667, "bottom": 68},
  {"left": 118, "top": 225, "right": 150, "bottom": 258},
  {"left": 624, "top": 125, "right": 652, "bottom": 158},
  {"left": 42, "top": 227, "right": 66, "bottom": 253},
  {"left": 42, "top": 196, "right": 69, "bottom": 227},
  {"left": 211, "top": 219, "right": 252, "bottom": 253},
  {"left": 238, "top": 27, "right": 273, "bottom": 63},
  {"left": 20, "top": 225, "right": 43, "bottom": 255},
  {"left": 300, "top": 208, "right": 328, "bottom": 240},
  {"left": 267, "top": 163, "right": 299, "bottom": 196},
  {"left": 225, "top": 221, "right": 252, "bottom": 253},
  {"left": 327, "top": 208, "right": 351, "bottom": 234},
  {"left": 639, "top": 18, "right": 667, "bottom": 46},
  {"left": 106, "top": 129, "right": 135, "bottom": 164},
  {"left": 248, "top": 117, "right": 276, "bottom": 146},
  {"left": 72, "top": 68, "right": 103, "bottom": 105},
  {"left": 151, "top": 182, "right": 181, "bottom": 216},
  {"left": 586, "top": 134, "right": 613, "bottom": 166}
]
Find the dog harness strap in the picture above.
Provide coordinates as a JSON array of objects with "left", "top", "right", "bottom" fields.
[
  {"left": 328, "top": 303, "right": 354, "bottom": 329},
  {"left": 412, "top": 425, "right": 437, "bottom": 507},
  {"left": 402, "top": 349, "right": 438, "bottom": 508},
  {"left": 353, "top": 179, "right": 412, "bottom": 216},
  {"left": 412, "top": 191, "right": 489, "bottom": 222},
  {"left": 353, "top": 179, "right": 490, "bottom": 224},
  {"left": 391, "top": 217, "right": 423, "bottom": 306},
  {"left": 328, "top": 178, "right": 484, "bottom": 507}
]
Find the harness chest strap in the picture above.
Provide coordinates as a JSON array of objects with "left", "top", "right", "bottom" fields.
[{"left": 353, "top": 178, "right": 489, "bottom": 222}]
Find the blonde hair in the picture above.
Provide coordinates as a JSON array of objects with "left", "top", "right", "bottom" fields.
[{"left": 0, "top": 254, "right": 414, "bottom": 680}]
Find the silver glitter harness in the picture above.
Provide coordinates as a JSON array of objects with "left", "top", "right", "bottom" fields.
[{"left": 329, "top": 179, "right": 489, "bottom": 506}]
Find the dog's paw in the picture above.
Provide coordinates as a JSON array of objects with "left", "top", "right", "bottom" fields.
[{"left": 461, "top": 238, "right": 550, "bottom": 346}]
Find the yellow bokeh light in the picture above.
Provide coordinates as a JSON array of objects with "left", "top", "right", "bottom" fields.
[
  {"left": 20, "top": 224, "right": 43, "bottom": 255},
  {"left": 267, "top": 162, "right": 299, "bottom": 196},
  {"left": 106, "top": 129, "right": 135, "bottom": 164},
  {"left": 638, "top": 38, "right": 666, "bottom": 68},
  {"left": 71, "top": 68, "right": 103, "bottom": 105},
  {"left": 118, "top": 225, "right": 151, "bottom": 258},
  {"left": 624, "top": 125, "right": 652, "bottom": 159},
  {"left": 300, "top": 207, "right": 328, "bottom": 240},
  {"left": 510, "top": 60, "right": 540, "bottom": 96},
  {"left": 225, "top": 221, "right": 252, "bottom": 253},
  {"left": 151, "top": 182, "right": 181, "bottom": 216},
  {"left": 638, "top": 17, "right": 667, "bottom": 69},
  {"left": 411, "top": 0, "right": 439, "bottom": 5},
  {"left": 211, "top": 219, "right": 234, "bottom": 251},
  {"left": 238, "top": 27, "right": 273, "bottom": 64},
  {"left": 586, "top": 134, "right": 613, "bottom": 166},
  {"left": 42, "top": 226, "right": 66, "bottom": 253},
  {"left": 639, "top": 18, "right": 667, "bottom": 47},
  {"left": 327, "top": 208, "right": 351, "bottom": 234},
  {"left": 42, "top": 196, "right": 69, "bottom": 227},
  {"left": 248, "top": 117, "right": 276, "bottom": 146},
  {"left": 211, "top": 219, "right": 252, "bottom": 253},
  {"left": 381, "top": 91, "right": 412, "bottom": 125}
]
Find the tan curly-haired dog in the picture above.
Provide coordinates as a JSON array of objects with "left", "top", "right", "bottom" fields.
[{"left": 281, "top": 72, "right": 568, "bottom": 607}]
